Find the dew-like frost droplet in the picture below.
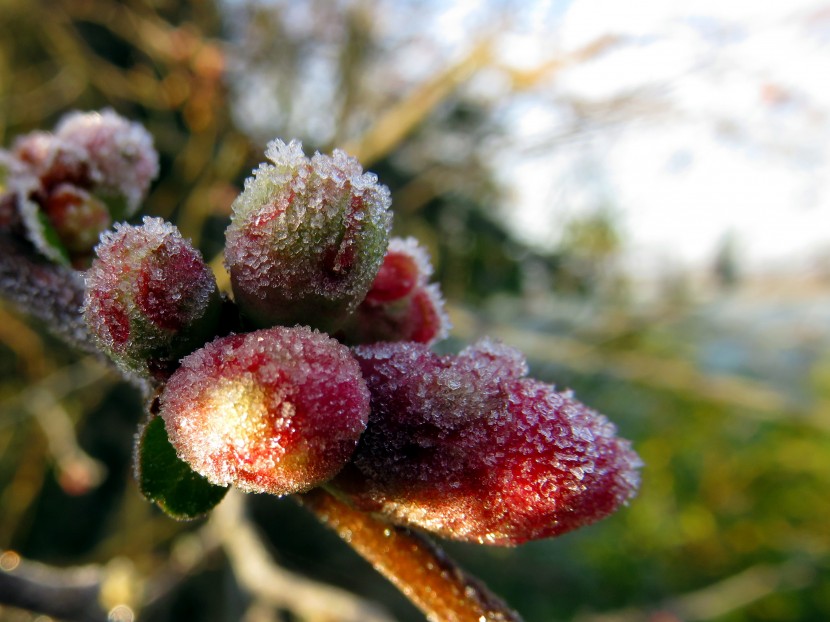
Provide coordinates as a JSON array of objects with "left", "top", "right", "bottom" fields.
[{"left": 159, "top": 326, "right": 370, "bottom": 496}]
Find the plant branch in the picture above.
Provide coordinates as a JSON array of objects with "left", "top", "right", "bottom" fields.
[
  {"left": 208, "top": 490, "right": 396, "bottom": 622},
  {"left": 0, "top": 551, "right": 107, "bottom": 622},
  {"left": 299, "top": 488, "right": 523, "bottom": 622},
  {"left": 0, "top": 233, "right": 94, "bottom": 355}
]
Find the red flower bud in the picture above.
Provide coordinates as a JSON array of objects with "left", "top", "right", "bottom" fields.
[
  {"left": 364, "top": 237, "right": 430, "bottom": 304},
  {"left": 83, "top": 217, "right": 221, "bottom": 379},
  {"left": 42, "top": 184, "right": 111, "bottom": 255},
  {"left": 159, "top": 327, "right": 370, "bottom": 496},
  {"left": 340, "top": 237, "right": 450, "bottom": 346},
  {"left": 334, "top": 340, "right": 641, "bottom": 545}
]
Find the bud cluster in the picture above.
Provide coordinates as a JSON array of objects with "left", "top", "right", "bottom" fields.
[
  {"left": 34, "top": 120, "right": 644, "bottom": 543},
  {"left": 0, "top": 110, "right": 159, "bottom": 266}
]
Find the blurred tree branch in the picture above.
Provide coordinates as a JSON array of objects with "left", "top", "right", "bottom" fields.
[{"left": 0, "top": 551, "right": 107, "bottom": 622}]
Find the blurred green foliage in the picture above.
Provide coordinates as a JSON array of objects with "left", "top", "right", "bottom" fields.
[{"left": 1, "top": 1, "right": 828, "bottom": 621}]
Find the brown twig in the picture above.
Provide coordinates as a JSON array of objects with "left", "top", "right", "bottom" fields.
[{"left": 299, "top": 488, "right": 523, "bottom": 622}]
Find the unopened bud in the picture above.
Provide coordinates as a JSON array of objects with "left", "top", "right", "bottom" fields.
[
  {"left": 225, "top": 139, "right": 391, "bottom": 332},
  {"left": 340, "top": 237, "right": 449, "bottom": 345},
  {"left": 335, "top": 340, "right": 641, "bottom": 545},
  {"left": 160, "top": 327, "right": 370, "bottom": 496},
  {"left": 83, "top": 217, "right": 221, "bottom": 379},
  {"left": 55, "top": 109, "right": 159, "bottom": 215}
]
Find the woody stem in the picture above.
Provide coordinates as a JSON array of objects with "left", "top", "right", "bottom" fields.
[{"left": 297, "top": 487, "right": 523, "bottom": 622}]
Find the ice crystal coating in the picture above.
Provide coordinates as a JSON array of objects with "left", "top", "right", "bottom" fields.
[
  {"left": 1, "top": 110, "right": 158, "bottom": 264},
  {"left": 55, "top": 109, "right": 159, "bottom": 214},
  {"left": 339, "top": 237, "right": 449, "bottom": 345},
  {"left": 159, "top": 327, "right": 371, "bottom": 496},
  {"left": 83, "top": 217, "right": 221, "bottom": 379},
  {"left": 334, "top": 340, "right": 641, "bottom": 545},
  {"left": 225, "top": 139, "right": 392, "bottom": 332}
]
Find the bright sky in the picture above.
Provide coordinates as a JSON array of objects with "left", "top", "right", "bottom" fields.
[
  {"left": 225, "top": 0, "right": 830, "bottom": 278},
  {"left": 490, "top": 0, "right": 830, "bottom": 277}
]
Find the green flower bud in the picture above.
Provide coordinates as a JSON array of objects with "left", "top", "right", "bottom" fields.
[{"left": 225, "top": 139, "right": 391, "bottom": 332}]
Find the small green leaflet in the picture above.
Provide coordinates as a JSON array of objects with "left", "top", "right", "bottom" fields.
[{"left": 137, "top": 417, "right": 228, "bottom": 520}]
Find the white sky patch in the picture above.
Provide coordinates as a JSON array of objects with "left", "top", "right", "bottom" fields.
[{"left": 496, "top": 0, "right": 830, "bottom": 276}]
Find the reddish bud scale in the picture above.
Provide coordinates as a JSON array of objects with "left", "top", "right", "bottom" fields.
[
  {"left": 364, "top": 249, "right": 420, "bottom": 304},
  {"left": 340, "top": 237, "right": 450, "bottom": 346},
  {"left": 43, "top": 184, "right": 110, "bottom": 254},
  {"left": 83, "top": 217, "right": 221, "bottom": 379},
  {"left": 335, "top": 340, "right": 641, "bottom": 545},
  {"left": 159, "top": 327, "right": 370, "bottom": 496}
]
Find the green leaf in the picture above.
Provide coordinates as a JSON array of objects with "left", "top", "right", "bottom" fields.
[
  {"left": 35, "top": 211, "right": 71, "bottom": 266},
  {"left": 137, "top": 417, "right": 228, "bottom": 520}
]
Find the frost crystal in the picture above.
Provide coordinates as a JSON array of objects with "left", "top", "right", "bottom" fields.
[
  {"left": 339, "top": 237, "right": 450, "bottom": 345},
  {"left": 83, "top": 217, "right": 221, "bottom": 379},
  {"left": 160, "top": 327, "right": 370, "bottom": 496},
  {"left": 335, "top": 340, "right": 642, "bottom": 545},
  {"left": 225, "top": 139, "right": 392, "bottom": 332}
]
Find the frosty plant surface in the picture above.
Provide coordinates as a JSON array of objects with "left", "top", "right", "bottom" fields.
[{"left": 0, "top": 111, "right": 642, "bottom": 621}]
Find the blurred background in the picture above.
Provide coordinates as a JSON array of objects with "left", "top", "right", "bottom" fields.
[{"left": 1, "top": 0, "right": 830, "bottom": 620}]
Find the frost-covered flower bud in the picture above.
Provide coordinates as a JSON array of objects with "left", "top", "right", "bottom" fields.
[
  {"left": 339, "top": 237, "right": 450, "bottom": 346},
  {"left": 55, "top": 109, "right": 159, "bottom": 215},
  {"left": 84, "top": 217, "right": 221, "bottom": 379},
  {"left": 13, "top": 132, "right": 91, "bottom": 191},
  {"left": 364, "top": 237, "right": 430, "bottom": 304},
  {"left": 3, "top": 112, "right": 158, "bottom": 264},
  {"left": 42, "top": 184, "right": 110, "bottom": 255},
  {"left": 334, "top": 340, "right": 641, "bottom": 545},
  {"left": 159, "top": 327, "right": 370, "bottom": 496},
  {"left": 225, "top": 139, "right": 392, "bottom": 332}
]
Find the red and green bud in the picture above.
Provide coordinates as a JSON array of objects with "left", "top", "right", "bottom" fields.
[
  {"left": 224, "top": 139, "right": 392, "bottom": 332},
  {"left": 42, "top": 184, "right": 110, "bottom": 256},
  {"left": 3, "top": 110, "right": 159, "bottom": 264},
  {"left": 364, "top": 237, "right": 430, "bottom": 303},
  {"left": 340, "top": 237, "right": 449, "bottom": 345},
  {"left": 83, "top": 217, "right": 221, "bottom": 379},
  {"left": 334, "top": 340, "right": 641, "bottom": 545},
  {"left": 54, "top": 109, "right": 159, "bottom": 215},
  {"left": 159, "top": 327, "right": 371, "bottom": 496}
]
